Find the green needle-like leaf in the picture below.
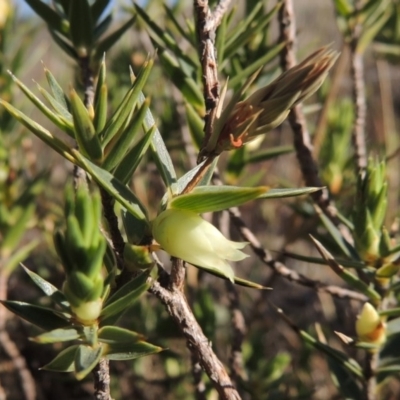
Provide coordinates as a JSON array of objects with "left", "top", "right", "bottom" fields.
[
  {"left": 33, "top": 328, "right": 82, "bottom": 344},
  {"left": 70, "top": 88, "right": 103, "bottom": 163},
  {"left": 114, "top": 125, "right": 156, "bottom": 184},
  {"left": 0, "top": 301, "right": 70, "bottom": 331},
  {"left": 100, "top": 271, "right": 150, "bottom": 323},
  {"left": 98, "top": 326, "right": 144, "bottom": 344},
  {"left": 104, "top": 341, "right": 163, "bottom": 361},
  {"left": 21, "top": 265, "right": 70, "bottom": 309},
  {"left": 75, "top": 344, "right": 103, "bottom": 380},
  {"left": 73, "top": 152, "right": 148, "bottom": 222},
  {"left": 44, "top": 67, "right": 69, "bottom": 112},
  {"left": 25, "top": 0, "right": 65, "bottom": 33},
  {"left": 8, "top": 72, "right": 74, "bottom": 136},
  {"left": 311, "top": 237, "right": 381, "bottom": 304},
  {"left": 41, "top": 345, "right": 79, "bottom": 372},
  {"left": 94, "top": 16, "right": 136, "bottom": 60},
  {"left": 169, "top": 185, "right": 268, "bottom": 214},
  {"left": 68, "top": 0, "right": 93, "bottom": 56},
  {"left": 103, "top": 98, "right": 150, "bottom": 171}
]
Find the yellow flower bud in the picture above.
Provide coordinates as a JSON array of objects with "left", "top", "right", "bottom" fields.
[
  {"left": 71, "top": 299, "right": 103, "bottom": 325},
  {"left": 152, "top": 209, "right": 249, "bottom": 281},
  {"left": 355, "top": 303, "right": 386, "bottom": 346}
]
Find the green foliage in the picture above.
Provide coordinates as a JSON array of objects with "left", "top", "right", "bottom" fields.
[{"left": 3, "top": 0, "right": 400, "bottom": 399}]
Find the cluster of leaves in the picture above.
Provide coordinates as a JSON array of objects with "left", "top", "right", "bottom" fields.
[{"left": 2, "top": 0, "right": 400, "bottom": 399}]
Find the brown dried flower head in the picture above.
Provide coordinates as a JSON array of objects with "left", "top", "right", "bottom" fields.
[{"left": 215, "top": 47, "right": 339, "bottom": 154}]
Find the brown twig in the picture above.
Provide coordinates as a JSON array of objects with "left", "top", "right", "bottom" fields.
[
  {"left": 278, "top": 0, "right": 353, "bottom": 244},
  {"left": 227, "top": 205, "right": 367, "bottom": 302},
  {"left": 350, "top": 1, "right": 368, "bottom": 177},
  {"left": 92, "top": 359, "right": 112, "bottom": 400},
  {"left": 208, "top": 0, "right": 233, "bottom": 30},
  {"left": 218, "top": 200, "right": 247, "bottom": 386},
  {"left": 194, "top": 0, "right": 232, "bottom": 164},
  {"left": 149, "top": 279, "right": 241, "bottom": 399}
]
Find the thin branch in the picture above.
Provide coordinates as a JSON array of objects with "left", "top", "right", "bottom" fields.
[
  {"left": 219, "top": 202, "right": 247, "bottom": 386},
  {"left": 149, "top": 279, "right": 241, "bottom": 400},
  {"left": 208, "top": 0, "right": 233, "bottom": 30},
  {"left": 78, "top": 55, "right": 95, "bottom": 109},
  {"left": 92, "top": 359, "right": 112, "bottom": 400},
  {"left": 350, "top": 1, "right": 368, "bottom": 177},
  {"left": 278, "top": 0, "right": 353, "bottom": 244},
  {"left": 194, "top": 0, "right": 231, "bottom": 164},
  {"left": 227, "top": 204, "right": 367, "bottom": 302}
]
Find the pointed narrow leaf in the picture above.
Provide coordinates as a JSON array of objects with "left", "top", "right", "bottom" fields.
[
  {"left": 317, "top": 206, "right": 358, "bottom": 258},
  {"left": 44, "top": 67, "right": 69, "bottom": 112},
  {"left": 94, "top": 16, "right": 136, "bottom": 60},
  {"left": 161, "top": 158, "right": 217, "bottom": 203},
  {"left": 121, "top": 208, "right": 149, "bottom": 245},
  {"left": 104, "top": 340, "right": 163, "bottom": 360},
  {"left": 8, "top": 72, "right": 74, "bottom": 135},
  {"left": 169, "top": 185, "right": 268, "bottom": 214},
  {"left": 204, "top": 268, "right": 270, "bottom": 289},
  {"left": 70, "top": 89, "right": 103, "bottom": 162},
  {"left": 73, "top": 152, "right": 148, "bottom": 222},
  {"left": 185, "top": 102, "right": 204, "bottom": 149},
  {"left": 33, "top": 328, "right": 82, "bottom": 343},
  {"left": 311, "top": 237, "right": 381, "bottom": 304},
  {"left": 25, "top": 0, "right": 65, "bottom": 32},
  {"left": 259, "top": 187, "right": 322, "bottom": 199},
  {"left": 102, "top": 99, "right": 150, "bottom": 171},
  {"left": 41, "top": 345, "right": 79, "bottom": 372},
  {"left": 158, "top": 50, "right": 204, "bottom": 110},
  {"left": 135, "top": 4, "right": 197, "bottom": 69},
  {"left": 0, "top": 301, "right": 69, "bottom": 331},
  {"left": 49, "top": 30, "right": 78, "bottom": 59},
  {"left": 75, "top": 344, "right": 103, "bottom": 380},
  {"left": 100, "top": 58, "right": 153, "bottom": 146},
  {"left": 21, "top": 265, "right": 70, "bottom": 309},
  {"left": 68, "top": 0, "right": 93, "bottom": 55},
  {"left": 282, "top": 251, "right": 366, "bottom": 269},
  {"left": 229, "top": 42, "right": 286, "bottom": 88},
  {"left": 163, "top": 5, "right": 196, "bottom": 47},
  {"left": 223, "top": 2, "right": 264, "bottom": 53},
  {"left": 91, "top": 0, "right": 112, "bottom": 22},
  {"left": 0, "top": 101, "right": 77, "bottom": 163},
  {"left": 98, "top": 326, "right": 144, "bottom": 344},
  {"left": 100, "top": 271, "right": 150, "bottom": 321},
  {"left": 327, "top": 356, "right": 364, "bottom": 398},
  {"left": 114, "top": 125, "right": 156, "bottom": 184}
]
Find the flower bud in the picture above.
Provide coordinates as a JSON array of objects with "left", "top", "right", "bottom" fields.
[
  {"left": 355, "top": 303, "right": 386, "bottom": 346},
  {"left": 215, "top": 47, "right": 338, "bottom": 154},
  {"left": 152, "top": 209, "right": 249, "bottom": 281}
]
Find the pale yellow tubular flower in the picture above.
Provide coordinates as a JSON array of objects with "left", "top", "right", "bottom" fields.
[
  {"left": 214, "top": 47, "right": 339, "bottom": 154},
  {"left": 152, "top": 208, "right": 249, "bottom": 281},
  {"left": 355, "top": 302, "right": 386, "bottom": 346}
]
